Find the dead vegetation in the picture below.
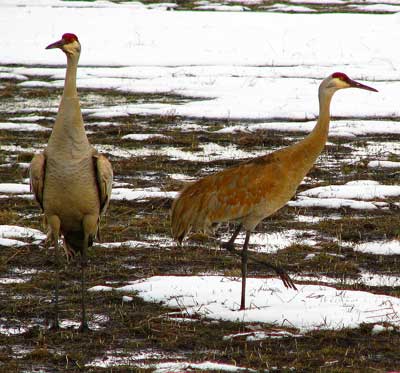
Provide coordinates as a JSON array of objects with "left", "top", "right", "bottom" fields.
[{"left": 0, "top": 73, "right": 400, "bottom": 372}]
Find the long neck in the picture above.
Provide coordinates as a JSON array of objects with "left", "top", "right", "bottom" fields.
[
  {"left": 63, "top": 53, "right": 79, "bottom": 98},
  {"left": 48, "top": 50, "right": 90, "bottom": 155},
  {"left": 281, "top": 86, "right": 334, "bottom": 180},
  {"left": 301, "top": 87, "right": 333, "bottom": 156}
]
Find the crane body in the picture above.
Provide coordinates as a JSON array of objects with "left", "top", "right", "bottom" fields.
[
  {"left": 30, "top": 33, "right": 113, "bottom": 331},
  {"left": 171, "top": 73, "right": 377, "bottom": 310}
]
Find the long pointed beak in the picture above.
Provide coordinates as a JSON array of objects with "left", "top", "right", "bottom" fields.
[
  {"left": 349, "top": 79, "right": 378, "bottom": 92},
  {"left": 46, "top": 39, "right": 64, "bottom": 50}
]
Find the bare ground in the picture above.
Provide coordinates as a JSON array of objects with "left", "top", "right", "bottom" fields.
[{"left": 0, "top": 75, "right": 400, "bottom": 372}]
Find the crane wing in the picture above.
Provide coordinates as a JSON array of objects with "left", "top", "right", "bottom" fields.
[
  {"left": 171, "top": 155, "right": 283, "bottom": 242},
  {"left": 29, "top": 153, "right": 46, "bottom": 211},
  {"left": 93, "top": 153, "right": 113, "bottom": 216}
]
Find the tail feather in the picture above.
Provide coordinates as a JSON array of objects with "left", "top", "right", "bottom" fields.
[{"left": 171, "top": 182, "right": 214, "bottom": 243}]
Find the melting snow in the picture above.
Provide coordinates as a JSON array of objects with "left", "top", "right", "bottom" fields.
[
  {"left": 111, "top": 187, "right": 177, "bottom": 201},
  {"left": 0, "top": 183, "right": 30, "bottom": 194},
  {"left": 300, "top": 181, "right": 400, "bottom": 200},
  {"left": 122, "top": 133, "right": 171, "bottom": 141},
  {"left": 368, "top": 160, "right": 400, "bottom": 169},
  {"left": 114, "top": 275, "right": 400, "bottom": 332},
  {"left": 0, "top": 225, "right": 46, "bottom": 241},
  {"left": 0, "top": 122, "right": 49, "bottom": 131},
  {"left": 153, "top": 361, "right": 255, "bottom": 372},
  {"left": 289, "top": 180, "right": 398, "bottom": 211},
  {"left": 354, "top": 240, "right": 400, "bottom": 255},
  {"left": 288, "top": 197, "right": 380, "bottom": 210},
  {"left": 229, "top": 229, "right": 317, "bottom": 253}
]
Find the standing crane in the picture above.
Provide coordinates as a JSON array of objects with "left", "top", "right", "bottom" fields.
[
  {"left": 30, "top": 33, "right": 113, "bottom": 331},
  {"left": 171, "top": 72, "right": 377, "bottom": 310}
]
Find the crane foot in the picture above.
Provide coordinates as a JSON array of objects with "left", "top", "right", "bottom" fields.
[
  {"left": 223, "top": 244, "right": 298, "bottom": 291},
  {"left": 221, "top": 241, "right": 236, "bottom": 252},
  {"left": 78, "top": 322, "right": 90, "bottom": 333},
  {"left": 49, "top": 320, "right": 60, "bottom": 331},
  {"left": 274, "top": 266, "right": 297, "bottom": 291}
]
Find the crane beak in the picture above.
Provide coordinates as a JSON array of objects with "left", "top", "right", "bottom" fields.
[
  {"left": 46, "top": 39, "right": 65, "bottom": 50},
  {"left": 349, "top": 79, "right": 378, "bottom": 92}
]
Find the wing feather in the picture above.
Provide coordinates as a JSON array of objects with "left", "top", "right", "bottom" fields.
[
  {"left": 29, "top": 153, "right": 46, "bottom": 210},
  {"left": 94, "top": 153, "right": 113, "bottom": 216}
]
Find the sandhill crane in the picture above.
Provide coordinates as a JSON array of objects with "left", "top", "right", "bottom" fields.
[
  {"left": 30, "top": 33, "right": 113, "bottom": 331},
  {"left": 171, "top": 72, "right": 377, "bottom": 310}
]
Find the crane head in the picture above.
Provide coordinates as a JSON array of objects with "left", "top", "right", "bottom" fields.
[
  {"left": 325, "top": 72, "right": 378, "bottom": 92},
  {"left": 46, "top": 33, "right": 81, "bottom": 56}
]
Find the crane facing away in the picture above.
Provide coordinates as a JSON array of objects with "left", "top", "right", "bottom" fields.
[
  {"left": 171, "top": 72, "right": 377, "bottom": 310},
  {"left": 30, "top": 33, "right": 113, "bottom": 331}
]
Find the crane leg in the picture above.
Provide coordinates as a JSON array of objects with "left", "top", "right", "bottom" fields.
[
  {"left": 222, "top": 226, "right": 298, "bottom": 292},
  {"left": 79, "top": 234, "right": 89, "bottom": 332},
  {"left": 48, "top": 215, "right": 61, "bottom": 330},
  {"left": 221, "top": 224, "right": 242, "bottom": 251},
  {"left": 79, "top": 215, "right": 97, "bottom": 332},
  {"left": 240, "top": 231, "right": 250, "bottom": 310}
]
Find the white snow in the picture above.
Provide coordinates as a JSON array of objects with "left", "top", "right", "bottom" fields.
[
  {"left": 230, "top": 229, "right": 317, "bottom": 253},
  {"left": 11, "top": 115, "right": 49, "bottom": 122},
  {"left": 194, "top": 4, "right": 250, "bottom": 11},
  {"left": 354, "top": 240, "right": 400, "bottom": 255},
  {"left": 300, "top": 181, "right": 400, "bottom": 200},
  {"left": 98, "top": 240, "right": 144, "bottom": 249},
  {"left": 294, "top": 272, "right": 400, "bottom": 288},
  {"left": 351, "top": 4, "right": 400, "bottom": 13},
  {"left": 368, "top": 160, "right": 400, "bottom": 169},
  {"left": 0, "top": 225, "right": 46, "bottom": 241},
  {"left": 0, "top": 237, "right": 27, "bottom": 247},
  {"left": 223, "top": 329, "right": 302, "bottom": 341},
  {"left": 1, "top": 2, "right": 400, "bottom": 361},
  {"left": 87, "top": 348, "right": 185, "bottom": 369},
  {"left": 88, "top": 285, "right": 114, "bottom": 292},
  {"left": 0, "top": 324, "right": 28, "bottom": 336},
  {"left": 288, "top": 197, "right": 380, "bottom": 210},
  {"left": 0, "top": 122, "right": 49, "bottom": 131},
  {"left": 246, "top": 330, "right": 302, "bottom": 341},
  {"left": 154, "top": 361, "right": 255, "bottom": 372},
  {"left": 122, "top": 133, "right": 170, "bottom": 141},
  {"left": 265, "top": 4, "right": 315, "bottom": 13},
  {"left": 97, "top": 143, "right": 264, "bottom": 162},
  {"left": 0, "top": 72, "right": 27, "bottom": 81},
  {"left": 288, "top": 180, "right": 399, "bottom": 211},
  {"left": 115, "top": 275, "right": 400, "bottom": 331},
  {"left": 0, "top": 2, "right": 394, "bottom": 121},
  {"left": 111, "top": 187, "right": 177, "bottom": 201},
  {"left": 0, "top": 277, "right": 28, "bottom": 284},
  {"left": 59, "top": 314, "right": 109, "bottom": 331},
  {"left": 371, "top": 324, "right": 394, "bottom": 335},
  {"left": 216, "top": 120, "right": 400, "bottom": 138},
  {"left": 0, "top": 183, "right": 30, "bottom": 194}
]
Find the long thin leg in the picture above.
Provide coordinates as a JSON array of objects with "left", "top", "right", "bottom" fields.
[
  {"left": 80, "top": 215, "right": 98, "bottom": 332},
  {"left": 221, "top": 223, "right": 242, "bottom": 251},
  {"left": 79, "top": 236, "right": 89, "bottom": 332},
  {"left": 222, "top": 228, "right": 297, "bottom": 291},
  {"left": 53, "top": 237, "right": 60, "bottom": 329},
  {"left": 47, "top": 216, "right": 61, "bottom": 330},
  {"left": 240, "top": 231, "right": 250, "bottom": 310}
]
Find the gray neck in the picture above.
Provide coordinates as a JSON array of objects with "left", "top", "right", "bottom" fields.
[
  {"left": 48, "top": 50, "right": 90, "bottom": 156},
  {"left": 63, "top": 53, "right": 79, "bottom": 98}
]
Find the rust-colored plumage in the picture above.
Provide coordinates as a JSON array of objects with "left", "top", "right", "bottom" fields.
[
  {"left": 171, "top": 73, "right": 377, "bottom": 310},
  {"left": 30, "top": 33, "right": 113, "bottom": 331}
]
